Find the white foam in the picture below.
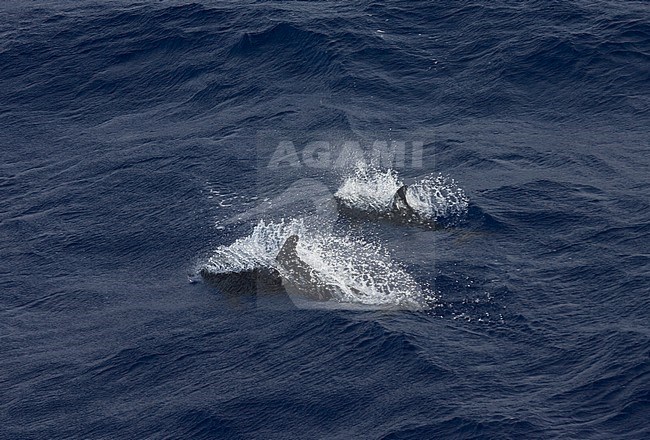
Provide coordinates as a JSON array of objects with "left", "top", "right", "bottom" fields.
[
  {"left": 201, "top": 218, "right": 432, "bottom": 309},
  {"left": 202, "top": 218, "right": 306, "bottom": 273},
  {"left": 334, "top": 163, "right": 403, "bottom": 214},
  {"left": 288, "top": 229, "right": 428, "bottom": 308},
  {"left": 335, "top": 163, "right": 469, "bottom": 224},
  {"left": 406, "top": 174, "right": 469, "bottom": 221}
]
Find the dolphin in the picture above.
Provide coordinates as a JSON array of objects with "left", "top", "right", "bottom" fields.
[
  {"left": 335, "top": 184, "right": 411, "bottom": 218},
  {"left": 335, "top": 184, "right": 434, "bottom": 227},
  {"left": 201, "top": 235, "right": 362, "bottom": 303},
  {"left": 199, "top": 235, "right": 336, "bottom": 301}
]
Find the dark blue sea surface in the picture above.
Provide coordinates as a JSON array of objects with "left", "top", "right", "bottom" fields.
[{"left": 1, "top": 1, "right": 649, "bottom": 438}]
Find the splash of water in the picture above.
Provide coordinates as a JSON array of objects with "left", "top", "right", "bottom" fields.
[
  {"left": 288, "top": 229, "right": 428, "bottom": 307},
  {"left": 334, "top": 164, "right": 403, "bottom": 214},
  {"left": 200, "top": 218, "right": 432, "bottom": 308},
  {"left": 406, "top": 174, "right": 469, "bottom": 222},
  {"left": 201, "top": 218, "right": 305, "bottom": 273},
  {"left": 335, "top": 164, "right": 469, "bottom": 224}
]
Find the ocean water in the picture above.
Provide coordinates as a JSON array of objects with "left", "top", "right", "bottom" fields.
[{"left": 1, "top": 1, "right": 649, "bottom": 439}]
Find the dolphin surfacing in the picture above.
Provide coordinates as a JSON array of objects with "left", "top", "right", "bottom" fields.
[
  {"left": 335, "top": 184, "right": 436, "bottom": 227},
  {"left": 203, "top": 235, "right": 370, "bottom": 303}
]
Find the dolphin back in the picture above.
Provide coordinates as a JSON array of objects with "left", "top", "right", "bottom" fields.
[{"left": 395, "top": 185, "right": 409, "bottom": 205}]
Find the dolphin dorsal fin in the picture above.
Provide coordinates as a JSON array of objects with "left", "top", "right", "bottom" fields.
[
  {"left": 392, "top": 184, "right": 409, "bottom": 208},
  {"left": 276, "top": 235, "right": 299, "bottom": 265},
  {"left": 395, "top": 185, "right": 409, "bottom": 204},
  {"left": 391, "top": 184, "right": 417, "bottom": 219}
]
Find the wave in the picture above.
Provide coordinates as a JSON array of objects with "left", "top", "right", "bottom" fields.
[{"left": 2, "top": 1, "right": 647, "bottom": 120}]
